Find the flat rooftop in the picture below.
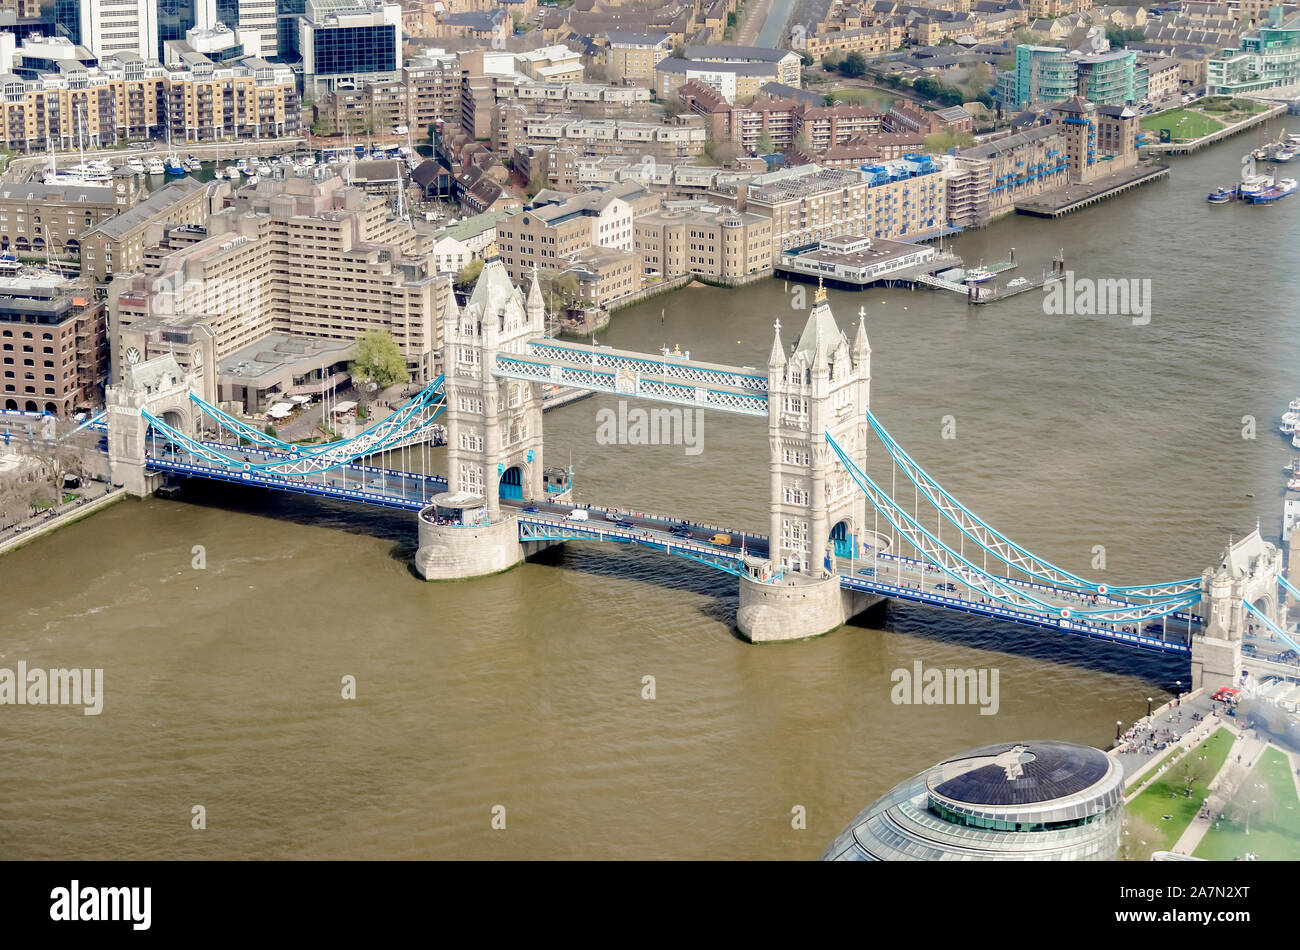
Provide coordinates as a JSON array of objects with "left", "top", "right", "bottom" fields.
[
  {"left": 218, "top": 332, "right": 355, "bottom": 386},
  {"left": 787, "top": 235, "right": 930, "bottom": 268}
]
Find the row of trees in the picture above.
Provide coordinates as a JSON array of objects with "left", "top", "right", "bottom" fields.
[
  {"left": 0, "top": 444, "right": 86, "bottom": 531},
  {"left": 454, "top": 260, "right": 581, "bottom": 309}
]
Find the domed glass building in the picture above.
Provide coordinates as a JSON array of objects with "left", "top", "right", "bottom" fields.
[{"left": 822, "top": 740, "right": 1126, "bottom": 861}]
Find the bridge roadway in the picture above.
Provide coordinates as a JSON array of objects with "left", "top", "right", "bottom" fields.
[{"left": 145, "top": 447, "right": 1198, "bottom": 654}]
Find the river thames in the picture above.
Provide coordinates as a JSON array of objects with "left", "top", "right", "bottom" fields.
[{"left": 1, "top": 123, "right": 1297, "bottom": 859}]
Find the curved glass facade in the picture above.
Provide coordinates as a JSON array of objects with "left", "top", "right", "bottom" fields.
[{"left": 822, "top": 740, "right": 1126, "bottom": 861}]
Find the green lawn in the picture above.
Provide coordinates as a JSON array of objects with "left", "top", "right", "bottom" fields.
[
  {"left": 1126, "top": 746, "right": 1180, "bottom": 793},
  {"left": 830, "top": 88, "right": 895, "bottom": 110},
  {"left": 1139, "top": 108, "right": 1225, "bottom": 142},
  {"left": 1194, "top": 747, "right": 1300, "bottom": 861},
  {"left": 1126, "top": 728, "right": 1235, "bottom": 852}
]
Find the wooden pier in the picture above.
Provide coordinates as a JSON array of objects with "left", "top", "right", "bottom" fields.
[{"left": 1014, "top": 162, "right": 1170, "bottom": 218}]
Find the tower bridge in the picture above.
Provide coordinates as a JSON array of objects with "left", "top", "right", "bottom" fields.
[{"left": 93, "top": 250, "right": 1290, "bottom": 689}]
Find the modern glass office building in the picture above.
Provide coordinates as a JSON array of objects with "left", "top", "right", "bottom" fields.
[
  {"left": 822, "top": 740, "right": 1127, "bottom": 860},
  {"left": 298, "top": 0, "right": 401, "bottom": 92}
]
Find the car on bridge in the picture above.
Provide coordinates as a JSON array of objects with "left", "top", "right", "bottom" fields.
[
  {"left": 938, "top": 582, "right": 957, "bottom": 592},
  {"left": 857, "top": 567, "right": 876, "bottom": 577},
  {"left": 709, "top": 533, "right": 731, "bottom": 546},
  {"left": 613, "top": 517, "right": 635, "bottom": 529},
  {"left": 521, "top": 505, "right": 539, "bottom": 513},
  {"left": 564, "top": 508, "right": 588, "bottom": 521},
  {"left": 670, "top": 525, "right": 692, "bottom": 538}
]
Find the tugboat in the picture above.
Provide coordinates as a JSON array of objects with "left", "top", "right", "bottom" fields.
[
  {"left": 164, "top": 153, "right": 185, "bottom": 175},
  {"left": 1207, "top": 186, "right": 1233, "bottom": 203}
]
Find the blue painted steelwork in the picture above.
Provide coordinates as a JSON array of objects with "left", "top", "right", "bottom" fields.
[
  {"left": 864, "top": 409, "right": 1202, "bottom": 598},
  {"left": 145, "top": 377, "right": 446, "bottom": 477},
  {"left": 1243, "top": 599, "right": 1300, "bottom": 654},
  {"left": 516, "top": 516, "right": 749, "bottom": 577},
  {"left": 145, "top": 457, "right": 428, "bottom": 511},
  {"left": 839, "top": 573, "right": 1189, "bottom": 655},
  {"left": 827, "top": 433, "right": 1201, "bottom": 623}
]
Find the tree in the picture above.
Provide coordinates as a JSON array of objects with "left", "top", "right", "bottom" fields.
[
  {"left": 755, "top": 131, "right": 773, "bottom": 156},
  {"left": 538, "top": 268, "right": 579, "bottom": 308},
  {"left": 1227, "top": 782, "right": 1275, "bottom": 837},
  {"left": 456, "top": 259, "right": 484, "bottom": 289},
  {"left": 924, "top": 130, "right": 975, "bottom": 152},
  {"left": 311, "top": 113, "right": 335, "bottom": 137},
  {"left": 526, "top": 172, "right": 548, "bottom": 199},
  {"left": 963, "top": 62, "right": 992, "bottom": 99},
  {"left": 349, "top": 329, "right": 409, "bottom": 392},
  {"left": 660, "top": 96, "right": 691, "bottom": 118},
  {"left": 841, "top": 52, "right": 867, "bottom": 78},
  {"left": 1178, "top": 754, "right": 1212, "bottom": 799},
  {"left": 0, "top": 478, "right": 38, "bottom": 528}
]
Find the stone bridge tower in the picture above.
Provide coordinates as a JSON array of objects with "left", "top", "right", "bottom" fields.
[
  {"left": 764, "top": 282, "right": 870, "bottom": 575},
  {"left": 104, "top": 352, "right": 195, "bottom": 497},
  {"left": 440, "top": 248, "right": 546, "bottom": 520},
  {"left": 1193, "top": 528, "right": 1284, "bottom": 690},
  {"left": 737, "top": 283, "right": 879, "bottom": 643}
]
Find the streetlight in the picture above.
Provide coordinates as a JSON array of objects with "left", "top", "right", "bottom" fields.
[
  {"left": 1147, "top": 696, "right": 1153, "bottom": 716},
  {"left": 1116, "top": 720, "right": 1124, "bottom": 741}
]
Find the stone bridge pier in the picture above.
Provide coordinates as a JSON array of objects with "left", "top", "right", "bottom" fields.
[{"left": 1193, "top": 528, "right": 1283, "bottom": 691}]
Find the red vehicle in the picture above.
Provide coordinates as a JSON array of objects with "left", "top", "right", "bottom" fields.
[{"left": 1212, "top": 687, "right": 1241, "bottom": 703}]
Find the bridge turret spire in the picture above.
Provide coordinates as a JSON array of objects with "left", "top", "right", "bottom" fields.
[
  {"left": 854, "top": 306, "right": 870, "bottom": 360},
  {"left": 526, "top": 264, "right": 544, "bottom": 330},
  {"left": 768, "top": 318, "right": 786, "bottom": 368}
]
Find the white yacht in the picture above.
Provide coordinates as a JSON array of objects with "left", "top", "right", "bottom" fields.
[
  {"left": 125, "top": 157, "right": 145, "bottom": 174},
  {"left": 146, "top": 156, "right": 165, "bottom": 175},
  {"left": 226, "top": 165, "right": 242, "bottom": 179},
  {"left": 1282, "top": 411, "right": 1300, "bottom": 435}
]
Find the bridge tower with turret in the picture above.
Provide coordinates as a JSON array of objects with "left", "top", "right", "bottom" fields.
[
  {"left": 737, "top": 283, "right": 880, "bottom": 642},
  {"left": 440, "top": 247, "right": 547, "bottom": 521}
]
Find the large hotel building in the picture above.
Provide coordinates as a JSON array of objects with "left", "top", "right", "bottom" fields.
[{"left": 108, "top": 174, "right": 450, "bottom": 412}]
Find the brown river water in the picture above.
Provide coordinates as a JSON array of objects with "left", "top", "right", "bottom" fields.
[{"left": 1, "top": 121, "right": 1297, "bottom": 859}]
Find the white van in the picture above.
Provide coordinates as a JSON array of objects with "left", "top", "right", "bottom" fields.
[{"left": 565, "top": 508, "right": 589, "bottom": 521}]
